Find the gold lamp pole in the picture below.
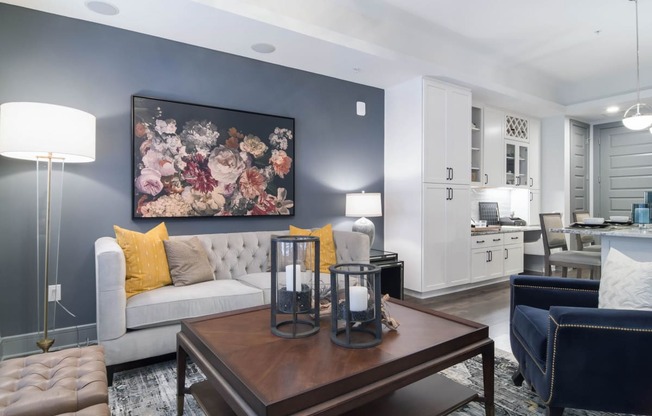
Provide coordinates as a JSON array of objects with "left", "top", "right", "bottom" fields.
[{"left": 0, "top": 102, "right": 95, "bottom": 353}]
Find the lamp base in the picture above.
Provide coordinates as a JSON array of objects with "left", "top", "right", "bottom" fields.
[
  {"left": 352, "top": 217, "right": 375, "bottom": 246},
  {"left": 36, "top": 337, "right": 54, "bottom": 353}
]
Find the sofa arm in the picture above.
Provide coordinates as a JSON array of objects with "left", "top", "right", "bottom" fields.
[
  {"left": 94, "top": 237, "right": 127, "bottom": 342},
  {"left": 545, "top": 306, "right": 652, "bottom": 414},
  {"left": 510, "top": 275, "right": 599, "bottom": 316}
]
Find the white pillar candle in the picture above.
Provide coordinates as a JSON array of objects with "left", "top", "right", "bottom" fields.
[
  {"left": 348, "top": 286, "right": 368, "bottom": 312},
  {"left": 285, "top": 264, "right": 301, "bottom": 291}
]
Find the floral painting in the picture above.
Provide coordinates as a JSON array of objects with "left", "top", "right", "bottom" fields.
[{"left": 132, "top": 96, "right": 295, "bottom": 218}]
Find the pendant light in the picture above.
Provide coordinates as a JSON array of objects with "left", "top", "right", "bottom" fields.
[{"left": 623, "top": 0, "right": 652, "bottom": 130}]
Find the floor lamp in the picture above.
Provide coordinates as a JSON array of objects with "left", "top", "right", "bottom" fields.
[{"left": 0, "top": 102, "right": 95, "bottom": 353}]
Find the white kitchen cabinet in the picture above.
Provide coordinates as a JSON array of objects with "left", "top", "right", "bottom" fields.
[
  {"left": 481, "top": 107, "right": 504, "bottom": 187},
  {"left": 528, "top": 190, "right": 541, "bottom": 226},
  {"left": 528, "top": 118, "right": 541, "bottom": 190},
  {"left": 505, "top": 140, "right": 529, "bottom": 187},
  {"left": 471, "top": 234, "right": 504, "bottom": 282},
  {"left": 385, "top": 77, "right": 472, "bottom": 296},
  {"left": 423, "top": 79, "right": 471, "bottom": 185},
  {"left": 504, "top": 232, "right": 525, "bottom": 276},
  {"left": 423, "top": 183, "right": 471, "bottom": 290}
]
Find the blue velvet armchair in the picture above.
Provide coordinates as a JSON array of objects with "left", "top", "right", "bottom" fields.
[{"left": 510, "top": 275, "right": 652, "bottom": 416}]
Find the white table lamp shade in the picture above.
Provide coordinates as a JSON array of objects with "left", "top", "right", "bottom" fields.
[
  {"left": 0, "top": 102, "right": 96, "bottom": 162},
  {"left": 345, "top": 192, "right": 382, "bottom": 218}
]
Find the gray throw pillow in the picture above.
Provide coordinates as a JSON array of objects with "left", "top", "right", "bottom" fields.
[{"left": 163, "top": 237, "right": 214, "bottom": 286}]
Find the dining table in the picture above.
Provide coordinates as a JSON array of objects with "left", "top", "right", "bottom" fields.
[{"left": 551, "top": 222, "right": 652, "bottom": 267}]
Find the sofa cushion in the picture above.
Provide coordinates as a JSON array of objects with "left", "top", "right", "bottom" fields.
[
  {"left": 289, "top": 224, "right": 336, "bottom": 273},
  {"left": 237, "top": 272, "right": 331, "bottom": 304},
  {"left": 512, "top": 305, "right": 549, "bottom": 369},
  {"left": 125, "top": 280, "right": 264, "bottom": 329},
  {"left": 114, "top": 222, "right": 172, "bottom": 298},
  {"left": 163, "top": 237, "right": 214, "bottom": 286},
  {"left": 599, "top": 248, "right": 652, "bottom": 311}
]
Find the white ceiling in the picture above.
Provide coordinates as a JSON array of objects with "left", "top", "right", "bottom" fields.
[{"left": 5, "top": 0, "right": 652, "bottom": 122}]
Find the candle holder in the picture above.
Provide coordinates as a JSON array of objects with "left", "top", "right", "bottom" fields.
[
  {"left": 270, "top": 235, "right": 320, "bottom": 338},
  {"left": 329, "top": 263, "right": 382, "bottom": 348}
]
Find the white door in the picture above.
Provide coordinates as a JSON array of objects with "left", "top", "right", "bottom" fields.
[
  {"left": 483, "top": 107, "right": 504, "bottom": 187},
  {"left": 597, "top": 124, "right": 652, "bottom": 217},
  {"left": 446, "top": 185, "right": 471, "bottom": 286},
  {"left": 423, "top": 82, "right": 448, "bottom": 184},
  {"left": 471, "top": 249, "right": 489, "bottom": 281},
  {"left": 447, "top": 88, "right": 471, "bottom": 185},
  {"left": 423, "top": 184, "right": 448, "bottom": 291},
  {"left": 529, "top": 118, "right": 541, "bottom": 190},
  {"left": 529, "top": 190, "right": 541, "bottom": 225},
  {"left": 423, "top": 183, "right": 470, "bottom": 291},
  {"left": 504, "top": 244, "right": 524, "bottom": 276}
]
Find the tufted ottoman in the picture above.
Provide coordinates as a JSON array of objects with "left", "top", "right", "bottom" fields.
[{"left": 0, "top": 346, "right": 109, "bottom": 416}]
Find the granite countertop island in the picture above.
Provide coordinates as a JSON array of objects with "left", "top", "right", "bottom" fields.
[{"left": 550, "top": 224, "right": 652, "bottom": 239}]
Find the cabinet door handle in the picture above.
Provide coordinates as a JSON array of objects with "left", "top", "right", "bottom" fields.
[
  {"left": 505, "top": 248, "right": 509, "bottom": 260},
  {"left": 450, "top": 188, "right": 454, "bottom": 200},
  {"left": 476, "top": 240, "right": 485, "bottom": 244},
  {"left": 489, "top": 250, "right": 493, "bottom": 262},
  {"left": 511, "top": 236, "right": 519, "bottom": 240},
  {"left": 530, "top": 192, "right": 533, "bottom": 202},
  {"left": 515, "top": 176, "right": 521, "bottom": 186},
  {"left": 450, "top": 168, "right": 454, "bottom": 181},
  {"left": 529, "top": 177, "right": 533, "bottom": 187},
  {"left": 493, "top": 238, "right": 501, "bottom": 242},
  {"left": 486, "top": 251, "right": 490, "bottom": 262},
  {"left": 484, "top": 174, "right": 488, "bottom": 185}
]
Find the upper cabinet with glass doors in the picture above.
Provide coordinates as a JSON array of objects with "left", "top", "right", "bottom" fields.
[{"left": 505, "top": 141, "right": 528, "bottom": 187}]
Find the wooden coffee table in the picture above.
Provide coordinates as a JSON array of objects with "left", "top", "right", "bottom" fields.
[{"left": 177, "top": 299, "right": 494, "bottom": 416}]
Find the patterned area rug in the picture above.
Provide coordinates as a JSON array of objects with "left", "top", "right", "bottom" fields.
[{"left": 109, "top": 350, "right": 622, "bottom": 415}]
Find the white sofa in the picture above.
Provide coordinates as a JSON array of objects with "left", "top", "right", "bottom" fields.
[{"left": 94, "top": 229, "right": 369, "bottom": 376}]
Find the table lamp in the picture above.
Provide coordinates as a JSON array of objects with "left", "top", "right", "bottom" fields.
[
  {"left": 345, "top": 192, "right": 382, "bottom": 246},
  {"left": 0, "top": 102, "right": 95, "bottom": 352}
]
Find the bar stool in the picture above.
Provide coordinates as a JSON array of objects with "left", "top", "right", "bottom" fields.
[
  {"left": 572, "top": 211, "right": 602, "bottom": 253},
  {"left": 540, "top": 213, "right": 601, "bottom": 279}
]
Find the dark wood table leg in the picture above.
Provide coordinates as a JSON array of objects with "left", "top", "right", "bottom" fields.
[
  {"left": 481, "top": 341, "right": 495, "bottom": 416},
  {"left": 177, "top": 343, "right": 188, "bottom": 416}
]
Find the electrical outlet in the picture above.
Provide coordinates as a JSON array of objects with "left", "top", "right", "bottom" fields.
[{"left": 48, "top": 284, "right": 61, "bottom": 302}]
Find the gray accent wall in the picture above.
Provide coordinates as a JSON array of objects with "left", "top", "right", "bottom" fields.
[{"left": 0, "top": 4, "right": 384, "bottom": 341}]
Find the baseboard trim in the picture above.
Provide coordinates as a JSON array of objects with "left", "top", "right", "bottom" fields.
[
  {"left": 1, "top": 324, "right": 97, "bottom": 360},
  {"left": 405, "top": 276, "right": 511, "bottom": 300}
]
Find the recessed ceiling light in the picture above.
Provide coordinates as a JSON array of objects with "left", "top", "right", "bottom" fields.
[
  {"left": 353, "top": 67, "right": 362, "bottom": 73},
  {"left": 606, "top": 106, "right": 620, "bottom": 113},
  {"left": 251, "top": 43, "right": 276, "bottom": 54},
  {"left": 85, "top": 1, "right": 119, "bottom": 16}
]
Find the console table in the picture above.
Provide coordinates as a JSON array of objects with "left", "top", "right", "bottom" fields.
[
  {"left": 177, "top": 300, "right": 494, "bottom": 416},
  {"left": 370, "top": 249, "right": 404, "bottom": 300}
]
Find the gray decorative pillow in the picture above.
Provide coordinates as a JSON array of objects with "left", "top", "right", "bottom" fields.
[
  {"left": 598, "top": 248, "right": 652, "bottom": 310},
  {"left": 163, "top": 237, "right": 214, "bottom": 286}
]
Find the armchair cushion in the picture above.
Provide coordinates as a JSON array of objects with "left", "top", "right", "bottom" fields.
[
  {"left": 511, "top": 305, "right": 548, "bottom": 369},
  {"left": 599, "top": 247, "right": 652, "bottom": 311}
]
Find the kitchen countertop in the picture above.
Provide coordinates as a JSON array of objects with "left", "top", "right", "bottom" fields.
[
  {"left": 471, "top": 225, "right": 541, "bottom": 235},
  {"left": 550, "top": 224, "right": 652, "bottom": 239}
]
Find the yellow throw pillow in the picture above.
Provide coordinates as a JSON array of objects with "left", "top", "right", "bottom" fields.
[
  {"left": 289, "top": 224, "right": 336, "bottom": 274},
  {"left": 114, "top": 222, "right": 172, "bottom": 298}
]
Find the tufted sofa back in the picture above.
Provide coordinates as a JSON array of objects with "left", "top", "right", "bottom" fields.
[{"left": 171, "top": 229, "right": 369, "bottom": 280}]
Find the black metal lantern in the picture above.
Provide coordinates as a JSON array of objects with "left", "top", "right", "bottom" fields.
[
  {"left": 270, "top": 235, "right": 320, "bottom": 338},
  {"left": 329, "top": 263, "right": 382, "bottom": 348}
]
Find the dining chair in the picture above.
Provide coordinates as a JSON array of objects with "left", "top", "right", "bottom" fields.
[
  {"left": 539, "top": 213, "right": 601, "bottom": 279},
  {"left": 572, "top": 211, "right": 602, "bottom": 252}
]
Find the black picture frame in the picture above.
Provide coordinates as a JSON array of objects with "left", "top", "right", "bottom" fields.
[{"left": 131, "top": 96, "right": 295, "bottom": 218}]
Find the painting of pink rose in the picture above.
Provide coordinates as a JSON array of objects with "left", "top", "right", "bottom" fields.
[{"left": 132, "top": 96, "right": 294, "bottom": 218}]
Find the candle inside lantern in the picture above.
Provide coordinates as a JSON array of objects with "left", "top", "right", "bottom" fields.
[
  {"left": 285, "top": 264, "right": 301, "bottom": 291},
  {"left": 348, "top": 286, "right": 368, "bottom": 312}
]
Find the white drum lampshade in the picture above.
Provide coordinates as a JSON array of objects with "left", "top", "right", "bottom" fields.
[
  {"left": 0, "top": 102, "right": 96, "bottom": 162},
  {"left": 345, "top": 192, "right": 382, "bottom": 246}
]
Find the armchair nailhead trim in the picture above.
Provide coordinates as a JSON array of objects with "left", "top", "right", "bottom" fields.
[
  {"left": 513, "top": 284, "right": 598, "bottom": 293},
  {"left": 545, "top": 315, "right": 652, "bottom": 405}
]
